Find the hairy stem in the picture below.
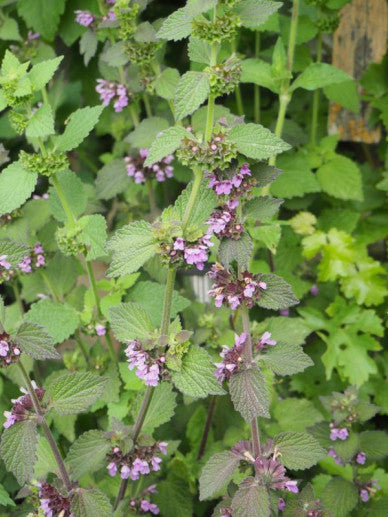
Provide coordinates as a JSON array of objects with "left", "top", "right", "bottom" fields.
[
  {"left": 18, "top": 362, "right": 72, "bottom": 492},
  {"left": 310, "top": 32, "right": 322, "bottom": 148},
  {"left": 197, "top": 396, "right": 216, "bottom": 460},
  {"left": 182, "top": 168, "right": 202, "bottom": 228}
]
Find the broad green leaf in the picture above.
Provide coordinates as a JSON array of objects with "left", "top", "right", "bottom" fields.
[
  {"left": 144, "top": 126, "right": 192, "bottom": 166},
  {"left": 26, "top": 104, "right": 55, "bottom": 138},
  {"left": 54, "top": 105, "right": 104, "bottom": 152},
  {"left": 359, "top": 431, "right": 388, "bottom": 461},
  {"left": 260, "top": 342, "right": 313, "bottom": 376},
  {"left": 47, "top": 371, "right": 107, "bottom": 415},
  {"left": 17, "top": 0, "right": 66, "bottom": 41},
  {"left": 171, "top": 179, "right": 217, "bottom": 231},
  {"left": 70, "top": 488, "right": 113, "bottom": 517},
  {"left": 0, "top": 483, "right": 15, "bottom": 507},
  {"left": 174, "top": 71, "right": 210, "bottom": 121},
  {"left": 157, "top": 8, "right": 192, "bottom": 41},
  {"left": 154, "top": 476, "right": 193, "bottom": 517},
  {"left": 154, "top": 68, "right": 180, "bottom": 101},
  {"left": 0, "top": 420, "right": 38, "bottom": 484},
  {"left": 96, "top": 159, "right": 130, "bottom": 200},
  {"left": 34, "top": 435, "right": 58, "bottom": 479},
  {"left": 27, "top": 56, "right": 63, "bottom": 90},
  {"left": 172, "top": 346, "right": 225, "bottom": 398},
  {"left": 107, "top": 220, "right": 156, "bottom": 277},
  {"left": 14, "top": 321, "right": 60, "bottom": 360},
  {"left": 78, "top": 214, "right": 107, "bottom": 260},
  {"left": 290, "top": 63, "right": 352, "bottom": 91},
  {"left": 185, "top": 0, "right": 217, "bottom": 17},
  {"left": 109, "top": 302, "right": 154, "bottom": 341},
  {"left": 0, "top": 17, "right": 21, "bottom": 42},
  {"left": 274, "top": 398, "right": 323, "bottom": 432},
  {"left": 257, "top": 273, "right": 299, "bottom": 310},
  {"left": 100, "top": 41, "right": 128, "bottom": 67},
  {"left": 0, "top": 239, "right": 29, "bottom": 267},
  {"left": 199, "top": 451, "right": 240, "bottom": 500},
  {"left": 321, "top": 477, "right": 358, "bottom": 517},
  {"left": 80, "top": 29, "right": 97, "bottom": 66},
  {"left": 270, "top": 152, "right": 320, "bottom": 198},
  {"left": 25, "top": 299, "right": 79, "bottom": 344},
  {"left": 340, "top": 259, "right": 388, "bottom": 307},
  {"left": 228, "top": 123, "right": 290, "bottom": 160},
  {"left": 235, "top": 0, "right": 282, "bottom": 29},
  {"left": 245, "top": 196, "right": 283, "bottom": 221},
  {"left": 249, "top": 223, "right": 281, "bottom": 253},
  {"left": 230, "top": 367, "right": 270, "bottom": 422},
  {"left": 274, "top": 432, "right": 325, "bottom": 470},
  {"left": 188, "top": 36, "right": 212, "bottom": 65},
  {"left": 48, "top": 169, "right": 87, "bottom": 222},
  {"left": 0, "top": 162, "right": 37, "bottom": 216},
  {"left": 316, "top": 156, "right": 363, "bottom": 201},
  {"left": 134, "top": 382, "right": 177, "bottom": 431},
  {"left": 219, "top": 233, "right": 253, "bottom": 270},
  {"left": 126, "top": 117, "right": 169, "bottom": 148},
  {"left": 43, "top": 254, "right": 78, "bottom": 299},
  {"left": 66, "top": 430, "right": 111, "bottom": 480},
  {"left": 324, "top": 80, "right": 359, "bottom": 113},
  {"left": 333, "top": 432, "right": 359, "bottom": 462},
  {"left": 231, "top": 481, "right": 270, "bottom": 517}
]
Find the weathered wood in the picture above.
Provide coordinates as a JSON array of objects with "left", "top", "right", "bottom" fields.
[{"left": 328, "top": 0, "right": 388, "bottom": 143}]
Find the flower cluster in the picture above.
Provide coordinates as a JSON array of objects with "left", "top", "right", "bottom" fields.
[
  {"left": 206, "top": 207, "right": 243, "bottom": 240},
  {"left": 96, "top": 79, "right": 129, "bottom": 112},
  {"left": 208, "top": 55, "right": 242, "bottom": 97},
  {"left": 74, "top": 10, "right": 95, "bottom": 27},
  {"left": 129, "top": 485, "right": 159, "bottom": 515},
  {"left": 0, "top": 332, "right": 21, "bottom": 367},
  {"left": 107, "top": 442, "right": 168, "bottom": 480},
  {"left": 169, "top": 234, "right": 212, "bottom": 271},
  {"left": 359, "top": 480, "right": 380, "bottom": 502},
  {"left": 0, "top": 254, "right": 12, "bottom": 282},
  {"left": 125, "top": 339, "right": 167, "bottom": 386},
  {"left": 3, "top": 382, "right": 44, "bottom": 428},
  {"left": 18, "top": 243, "right": 45, "bottom": 273},
  {"left": 329, "top": 424, "right": 349, "bottom": 441},
  {"left": 207, "top": 162, "right": 254, "bottom": 208},
  {"left": 38, "top": 482, "right": 72, "bottom": 517},
  {"left": 177, "top": 129, "right": 237, "bottom": 170},
  {"left": 214, "top": 333, "right": 246, "bottom": 383},
  {"left": 256, "top": 331, "right": 277, "bottom": 351},
  {"left": 208, "top": 263, "right": 267, "bottom": 309},
  {"left": 125, "top": 149, "right": 174, "bottom": 184}
]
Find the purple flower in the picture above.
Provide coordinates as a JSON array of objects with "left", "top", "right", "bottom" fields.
[
  {"left": 140, "top": 500, "right": 160, "bottom": 514},
  {"left": 174, "top": 238, "right": 185, "bottom": 251},
  {"left": 330, "top": 426, "right": 349, "bottom": 441},
  {"left": 278, "top": 498, "right": 286, "bottom": 511},
  {"left": 0, "top": 332, "right": 21, "bottom": 368},
  {"left": 184, "top": 245, "right": 208, "bottom": 270},
  {"left": 18, "top": 256, "right": 32, "bottom": 273},
  {"left": 27, "top": 31, "right": 40, "bottom": 40},
  {"left": 107, "top": 462, "right": 117, "bottom": 476},
  {"left": 38, "top": 482, "right": 72, "bottom": 517},
  {"left": 310, "top": 284, "right": 319, "bottom": 296},
  {"left": 280, "top": 309, "right": 290, "bottom": 316},
  {"left": 75, "top": 10, "right": 95, "bottom": 27},
  {"left": 256, "top": 331, "right": 277, "bottom": 351},
  {"left": 214, "top": 333, "right": 246, "bottom": 383},
  {"left": 356, "top": 452, "right": 366, "bottom": 464},
  {"left": 0, "top": 255, "right": 11, "bottom": 269},
  {"left": 96, "top": 79, "right": 116, "bottom": 106},
  {"left": 285, "top": 480, "right": 298, "bottom": 493},
  {"left": 113, "top": 84, "right": 128, "bottom": 112},
  {"left": 328, "top": 447, "right": 343, "bottom": 465},
  {"left": 125, "top": 340, "right": 166, "bottom": 387},
  {"left": 95, "top": 324, "right": 106, "bottom": 336},
  {"left": 3, "top": 410, "right": 17, "bottom": 429},
  {"left": 360, "top": 489, "right": 369, "bottom": 502}
]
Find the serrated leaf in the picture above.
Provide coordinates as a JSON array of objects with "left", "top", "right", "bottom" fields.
[
  {"left": 185, "top": 0, "right": 217, "bottom": 17},
  {"left": 171, "top": 179, "right": 217, "bottom": 231},
  {"left": 219, "top": 233, "right": 252, "bottom": 270},
  {"left": 231, "top": 481, "right": 270, "bottom": 517},
  {"left": 78, "top": 214, "right": 107, "bottom": 260},
  {"left": 17, "top": 0, "right": 65, "bottom": 41},
  {"left": 34, "top": 435, "right": 58, "bottom": 479},
  {"left": 230, "top": 366, "right": 270, "bottom": 422},
  {"left": 172, "top": 346, "right": 225, "bottom": 398},
  {"left": 260, "top": 342, "right": 313, "bottom": 376},
  {"left": 47, "top": 371, "right": 107, "bottom": 415},
  {"left": 109, "top": 302, "right": 154, "bottom": 341},
  {"left": 144, "top": 126, "right": 191, "bottom": 166},
  {"left": 26, "top": 104, "right": 55, "bottom": 139},
  {"left": 14, "top": 321, "right": 60, "bottom": 360},
  {"left": 25, "top": 299, "right": 79, "bottom": 345},
  {"left": 316, "top": 156, "right": 363, "bottom": 201},
  {"left": 174, "top": 71, "right": 210, "bottom": 121},
  {"left": 321, "top": 477, "right": 358, "bottom": 517},
  {"left": 290, "top": 63, "right": 352, "bottom": 91},
  {"left": 80, "top": 29, "right": 97, "bottom": 66},
  {"left": 135, "top": 382, "right": 177, "bottom": 431},
  {"left": 106, "top": 220, "right": 156, "bottom": 277},
  {"left": 228, "top": 123, "right": 290, "bottom": 160},
  {"left": 0, "top": 162, "right": 37, "bottom": 216},
  {"left": 0, "top": 239, "right": 30, "bottom": 267},
  {"left": 66, "top": 430, "right": 111, "bottom": 480},
  {"left": 157, "top": 8, "right": 192, "bottom": 41},
  {"left": 0, "top": 16, "right": 21, "bottom": 42},
  {"left": 324, "top": 80, "right": 359, "bottom": 113},
  {"left": 359, "top": 431, "right": 388, "bottom": 461},
  {"left": 245, "top": 196, "right": 283, "bottom": 221},
  {"left": 271, "top": 152, "right": 320, "bottom": 198},
  {"left": 48, "top": 169, "right": 87, "bottom": 222},
  {"left": 0, "top": 420, "right": 38, "bottom": 485},
  {"left": 71, "top": 488, "right": 113, "bottom": 517},
  {"left": 333, "top": 432, "right": 359, "bottom": 462},
  {"left": 0, "top": 483, "right": 15, "bottom": 507},
  {"left": 154, "top": 476, "right": 193, "bottom": 517},
  {"left": 274, "top": 432, "right": 325, "bottom": 470},
  {"left": 199, "top": 451, "right": 240, "bottom": 500},
  {"left": 96, "top": 159, "right": 130, "bottom": 200},
  {"left": 126, "top": 117, "right": 170, "bottom": 148},
  {"left": 54, "top": 105, "right": 104, "bottom": 152},
  {"left": 27, "top": 56, "right": 63, "bottom": 90},
  {"left": 188, "top": 36, "right": 212, "bottom": 64},
  {"left": 241, "top": 58, "right": 278, "bottom": 92},
  {"left": 235, "top": 0, "right": 282, "bottom": 29},
  {"left": 257, "top": 273, "right": 299, "bottom": 310},
  {"left": 274, "top": 399, "right": 323, "bottom": 433},
  {"left": 155, "top": 68, "right": 180, "bottom": 101}
]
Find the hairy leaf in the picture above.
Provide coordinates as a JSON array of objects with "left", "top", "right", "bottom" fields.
[
  {"left": 96, "top": 159, "right": 130, "bottom": 200},
  {"left": 231, "top": 481, "right": 270, "bottom": 517},
  {"left": 245, "top": 196, "right": 283, "bottom": 221},
  {"left": 66, "top": 430, "right": 111, "bottom": 480},
  {"left": 126, "top": 117, "right": 169, "bottom": 148},
  {"left": 219, "top": 233, "right": 253, "bottom": 270},
  {"left": 228, "top": 123, "right": 290, "bottom": 160},
  {"left": 70, "top": 488, "right": 113, "bottom": 517},
  {"left": 235, "top": 0, "right": 282, "bottom": 29},
  {"left": 0, "top": 239, "right": 30, "bottom": 266},
  {"left": 199, "top": 451, "right": 240, "bottom": 500},
  {"left": 157, "top": 8, "right": 192, "bottom": 41},
  {"left": 135, "top": 382, "right": 177, "bottom": 431},
  {"left": 17, "top": 0, "right": 65, "bottom": 41},
  {"left": 0, "top": 420, "right": 38, "bottom": 484},
  {"left": 14, "top": 321, "right": 60, "bottom": 360},
  {"left": 174, "top": 71, "right": 210, "bottom": 121},
  {"left": 154, "top": 68, "right": 180, "bottom": 101},
  {"left": 230, "top": 367, "right": 270, "bottom": 422},
  {"left": 25, "top": 299, "right": 79, "bottom": 344},
  {"left": 291, "top": 63, "right": 352, "bottom": 91},
  {"left": 54, "top": 105, "right": 104, "bottom": 152},
  {"left": 274, "top": 432, "right": 325, "bottom": 470},
  {"left": 109, "top": 302, "right": 154, "bottom": 341},
  {"left": 26, "top": 104, "right": 55, "bottom": 138},
  {"left": 78, "top": 214, "right": 107, "bottom": 260},
  {"left": 144, "top": 126, "right": 192, "bottom": 166},
  {"left": 0, "top": 162, "right": 37, "bottom": 216},
  {"left": 48, "top": 169, "right": 87, "bottom": 222},
  {"left": 359, "top": 431, "right": 388, "bottom": 461},
  {"left": 321, "top": 477, "right": 358, "bottom": 517},
  {"left": 260, "top": 342, "right": 313, "bottom": 376},
  {"left": 316, "top": 156, "right": 363, "bottom": 201},
  {"left": 257, "top": 273, "right": 299, "bottom": 310}
]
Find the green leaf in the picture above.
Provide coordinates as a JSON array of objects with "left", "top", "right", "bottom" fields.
[
  {"left": 270, "top": 152, "right": 320, "bottom": 198},
  {"left": 136, "top": 382, "right": 177, "bottom": 431},
  {"left": 126, "top": 117, "right": 169, "bottom": 148},
  {"left": 257, "top": 273, "right": 299, "bottom": 310},
  {"left": 245, "top": 196, "right": 283, "bottom": 221},
  {"left": 34, "top": 435, "right": 58, "bottom": 479},
  {"left": 109, "top": 302, "right": 154, "bottom": 341},
  {"left": 48, "top": 170, "right": 87, "bottom": 222},
  {"left": 80, "top": 29, "right": 98, "bottom": 66},
  {"left": 228, "top": 123, "right": 290, "bottom": 160},
  {"left": 359, "top": 431, "right": 388, "bottom": 461},
  {"left": 130, "top": 281, "right": 190, "bottom": 327},
  {"left": 199, "top": 451, "right": 240, "bottom": 500},
  {"left": 231, "top": 481, "right": 270, "bottom": 517},
  {"left": 174, "top": 71, "right": 210, "bottom": 121},
  {"left": 157, "top": 8, "right": 193, "bottom": 41},
  {"left": 66, "top": 430, "right": 111, "bottom": 480},
  {"left": 170, "top": 179, "right": 217, "bottom": 231},
  {"left": 219, "top": 233, "right": 253, "bottom": 270},
  {"left": 78, "top": 214, "right": 107, "bottom": 260},
  {"left": 260, "top": 342, "right": 313, "bottom": 376},
  {"left": 188, "top": 36, "right": 212, "bottom": 64},
  {"left": 0, "top": 296, "right": 5, "bottom": 330},
  {"left": 0, "top": 17, "right": 21, "bottom": 41},
  {"left": 0, "top": 239, "right": 29, "bottom": 267},
  {"left": 0, "top": 162, "right": 37, "bottom": 216},
  {"left": 17, "top": 0, "right": 66, "bottom": 41},
  {"left": 230, "top": 367, "right": 270, "bottom": 422},
  {"left": 290, "top": 63, "right": 352, "bottom": 91},
  {"left": 0, "top": 420, "right": 38, "bottom": 485},
  {"left": 54, "top": 105, "right": 104, "bottom": 152},
  {"left": 321, "top": 477, "right": 358, "bottom": 517},
  {"left": 316, "top": 156, "right": 363, "bottom": 201},
  {"left": 241, "top": 58, "right": 277, "bottom": 92},
  {"left": 235, "top": 0, "right": 282, "bottom": 29},
  {"left": 333, "top": 432, "right": 359, "bottom": 462},
  {"left": 47, "top": 371, "right": 107, "bottom": 415},
  {"left": 100, "top": 41, "right": 128, "bottom": 66},
  {"left": 154, "top": 476, "right": 193, "bottom": 517},
  {"left": 172, "top": 345, "right": 225, "bottom": 398},
  {"left": 249, "top": 223, "right": 281, "bottom": 253},
  {"left": 25, "top": 299, "right": 79, "bottom": 345},
  {"left": 96, "top": 159, "right": 130, "bottom": 200},
  {"left": 324, "top": 80, "right": 359, "bottom": 113},
  {"left": 26, "top": 103, "right": 55, "bottom": 139},
  {"left": 185, "top": 0, "right": 217, "bottom": 17},
  {"left": 274, "top": 398, "right": 323, "bottom": 433},
  {"left": 106, "top": 220, "right": 156, "bottom": 277},
  {"left": 155, "top": 68, "right": 180, "bottom": 101},
  {"left": 27, "top": 56, "right": 63, "bottom": 91},
  {"left": 14, "top": 321, "right": 60, "bottom": 360},
  {"left": 70, "top": 488, "right": 113, "bottom": 517},
  {"left": 0, "top": 483, "right": 15, "bottom": 507},
  {"left": 274, "top": 432, "right": 325, "bottom": 470},
  {"left": 144, "top": 126, "right": 192, "bottom": 166}
]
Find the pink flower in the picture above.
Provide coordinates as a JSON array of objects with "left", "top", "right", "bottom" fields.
[
  {"left": 0, "top": 255, "right": 11, "bottom": 269},
  {"left": 95, "top": 324, "right": 106, "bottom": 336},
  {"left": 75, "top": 10, "right": 95, "bottom": 27}
]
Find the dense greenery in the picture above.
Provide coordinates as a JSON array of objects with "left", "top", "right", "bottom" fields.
[{"left": 0, "top": 0, "right": 387, "bottom": 516}]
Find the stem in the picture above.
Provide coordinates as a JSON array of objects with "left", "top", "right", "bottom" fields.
[
  {"left": 51, "top": 173, "right": 77, "bottom": 227},
  {"left": 74, "top": 330, "right": 90, "bottom": 366},
  {"left": 254, "top": 32, "right": 261, "bottom": 124},
  {"left": 146, "top": 179, "right": 157, "bottom": 215},
  {"left": 197, "top": 396, "right": 216, "bottom": 460},
  {"left": 12, "top": 282, "right": 24, "bottom": 315},
  {"left": 241, "top": 304, "right": 261, "bottom": 458},
  {"left": 287, "top": 0, "right": 299, "bottom": 73},
  {"left": 41, "top": 87, "right": 49, "bottom": 105},
  {"left": 17, "top": 362, "right": 72, "bottom": 492},
  {"left": 40, "top": 269, "right": 58, "bottom": 302},
  {"left": 310, "top": 32, "right": 322, "bottom": 148},
  {"left": 143, "top": 93, "right": 152, "bottom": 118},
  {"left": 160, "top": 268, "right": 176, "bottom": 336},
  {"left": 182, "top": 168, "right": 202, "bottom": 229},
  {"left": 205, "top": 43, "right": 219, "bottom": 142},
  {"left": 235, "top": 85, "right": 244, "bottom": 117},
  {"left": 129, "top": 104, "right": 139, "bottom": 126},
  {"left": 85, "top": 260, "right": 101, "bottom": 317}
]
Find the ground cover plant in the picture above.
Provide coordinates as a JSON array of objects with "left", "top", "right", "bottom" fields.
[{"left": 0, "top": 0, "right": 387, "bottom": 515}]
